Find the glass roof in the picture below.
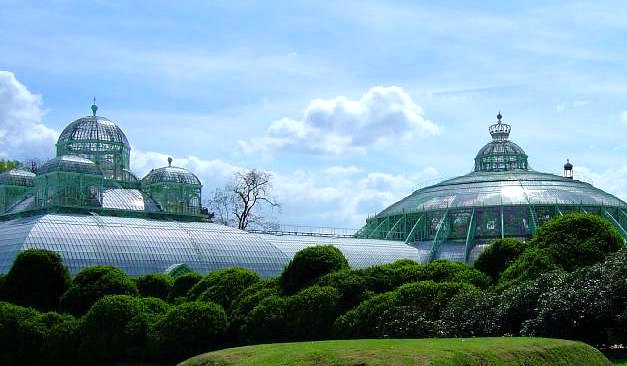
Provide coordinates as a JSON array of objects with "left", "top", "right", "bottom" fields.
[
  {"left": 38, "top": 155, "right": 103, "bottom": 176},
  {"left": 0, "top": 169, "right": 35, "bottom": 187},
  {"left": 142, "top": 166, "right": 202, "bottom": 186},
  {"left": 378, "top": 169, "right": 626, "bottom": 217},
  {"left": 58, "top": 115, "right": 129, "bottom": 146},
  {"left": 102, "top": 189, "right": 160, "bottom": 212},
  {"left": 0, "top": 213, "right": 426, "bottom": 277}
]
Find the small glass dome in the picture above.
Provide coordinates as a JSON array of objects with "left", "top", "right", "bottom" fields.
[
  {"left": 0, "top": 169, "right": 35, "bottom": 187},
  {"left": 58, "top": 116, "right": 129, "bottom": 145},
  {"left": 474, "top": 113, "right": 528, "bottom": 172},
  {"left": 38, "top": 155, "right": 103, "bottom": 176},
  {"left": 142, "top": 166, "right": 201, "bottom": 186}
]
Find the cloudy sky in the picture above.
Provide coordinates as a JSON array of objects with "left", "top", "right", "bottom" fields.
[{"left": 2, "top": 1, "right": 627, "bottom": 228}]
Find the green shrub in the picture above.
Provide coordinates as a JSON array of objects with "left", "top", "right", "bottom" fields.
[
  {"left": 140, "top": 297, "right": 172, "bottom": 322},
  {"left": 499, "top": 247, "right": 560, "bottom": 285},
  {"left": 0, "top": 301, "right": 69, "bottom": 364},
  {"left": 43, "top": 318, "right": 81, "bottom": 364},
  {"left": 168, "top": 272, "right": 202, "bottom": 302},
  {"left": 150, "top": 301, "right": 227, "bottom": 362},
  {"left": 318, "top": 269, "right": 375, "bottom": 311},
  {"left": 189, "top": 268, "right": 260, "bottom": 311},
  {"left": 439, "top": 289, "right": 499, "bottom": 337},
  {"left": 393, "top": 280, "right": 476, "bottom": 319},
  {"left": 333, "top": 292, "right": 397, "bottom": 338},
  {"left": 375, "top": 306, "right": 438, "bottom": 338},
  {"left": 239, "top": 295, "right": 290, "bottom": 343},
  {"left": 229, "top": 279, "right": 280, "bottom": 339},
  {"left": 286, "top": 286, "right": 341, "bottom": 340},
  {"left": 79, "top": 294, "right": 151, "bottom": 363},
  {"left": 136, "top": 273, "right": 173, "bottom": 300},
  {"left": 4, "top": 249, "right": 70, "bottom": 310},
  {"left": 281, "top": 245, "right": 349, "bottom": 294},
  {"left": 473, "top": 238, "right": 528, "bottom": 282},
  {"left": 533, "top": 213, "right": 623, "bottom": 271},
  {"left": 60, "top": 266, "right": 138, "bottom": 315}
]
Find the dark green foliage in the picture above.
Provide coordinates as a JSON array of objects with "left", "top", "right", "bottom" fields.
[
  {"left": 0, "top": 159, "right": 21, "bottom": 173},
  {"left": 499, "top": 248, "right": 560, "bottom": 285},
  {"left": 375, "top": 306, "right": 438, "bottom": 338},
  {"left": 135, "top": 273, "right": 173, "bottom": 300},
  {"left": 240, "top": 295, "right": 290, "bottom": 343},
  {"left": 168, "top": 271, "right": 202, "bottom": 301},
  {"left": 393, "top": 281, "right": 476, "bottom": 319},
  {"left": 318, "top": 269, "right": 374, "bottom": 311},
  {"left": 151, "top": 301, "right": 227, "bottom": 362},
  {"left": 439, "top": 289, "right": 499, "bottom": 337},
  {"left": 533, "top": 213, "right": 623, "bottom": 271},
  {"left": 140, "top": 297, "right": 172, "bottom": 322},
  {"left": 474, "top": 238, "right": 528, "bottom": 282},
  {"left": 4, "top": 249, "right": 70, "bottom": 310},
  {"left": 189, "top": 268, "right": 260, "bottom": 311},
  {"left": 333, "top": 292, "right": 398, "bottom": 338},
  {"left": 286, "top": 286, "right": 341, "bottom": 340},
  {"left": 43, "top": 318, "right": 81, "bottom": 364},
  {"left": 229, "top": 278, "right": 280, "bottom": 339},
  {"left": 60, "top": 265, "right": 138, "bottom": 315},
  {"left": 79, "top": 295, "right": 151, "bottom": 363},
  {"left": 281, "top": 245, "right": 349, "bottom": 294}
]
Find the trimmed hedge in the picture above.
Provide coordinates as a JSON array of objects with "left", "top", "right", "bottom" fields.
[
  {"left": 281, "top": 245, "right": 349, "bottom": 294},
  {"left": 189, "top": 268, "right": 260, "bottom": 311}
]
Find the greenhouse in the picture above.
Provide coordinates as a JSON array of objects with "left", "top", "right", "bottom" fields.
[
  {"left": 355, "top": 113, "right": 627, "bottom": 263},
  {"left": 0, "top": 102, "right": 425, "bottom": 276}
]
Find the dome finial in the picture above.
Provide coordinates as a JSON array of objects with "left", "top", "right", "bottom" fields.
[
  {"left": 497, "top": 111, "right": 502, "bottom": 123},
  {"left": 167, "top": 157, "right": 173, "bottom": 167},
  {"left": 91, "top": 97, "right": 98, "bottom": 116},
  {"left": 489, "top": 112, "right": 511, "bottom": 141}
]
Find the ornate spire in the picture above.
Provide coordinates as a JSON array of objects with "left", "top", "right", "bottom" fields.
[
  {"left": 91, "top": 97, "right": 98, "bottom": 116},
  {"left": 489, "top": 111, "right": 511, "bottom": 141}
]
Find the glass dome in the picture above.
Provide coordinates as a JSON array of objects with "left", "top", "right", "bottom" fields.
[
  {"left": 142, "top": 165, "right": 201, "bottom": 186},
  {"left": 141, "top": 159, "right": 202, "bottom": 216},
  {"left": 56, "top": 102, "right": 131, "bottom": 181},
  {"left": 355, "top": 113, "right": 627, "bottom": 264}
]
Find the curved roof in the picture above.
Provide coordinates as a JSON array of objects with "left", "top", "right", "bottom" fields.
[
  {"left": 0, "top": 213, "right": 425, "bottom": 277},
  {"left": 58, "top": 115, "right": 129, "bottom": 146},
  {"left": 38, "top": 155, "right": 103, "bottom": 176},
  {"left": 377, "top": 169, "right": 626, "bottom": 217},
  {"left": 142, "top": 166, "right": 201, "bottom": 186},
  {"left": 0, "top": 169, "right": 35, "bottom": 187}
]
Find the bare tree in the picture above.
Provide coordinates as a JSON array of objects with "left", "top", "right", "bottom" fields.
[{"left": 207, "top": 169, "right": 280, "bottom": 230}]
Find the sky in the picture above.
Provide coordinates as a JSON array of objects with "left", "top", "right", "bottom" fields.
[{"left": 2, "top": 0, "right": 627, "bottom": 229}]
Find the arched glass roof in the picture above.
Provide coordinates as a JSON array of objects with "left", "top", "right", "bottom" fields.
[
  {"left": 38, "top": 155, "right": 103, "bottom": 176},
  {"left": 0, "top": 213, "right": 427, "bottom": 277}
]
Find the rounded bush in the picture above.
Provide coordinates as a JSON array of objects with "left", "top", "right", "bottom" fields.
[
  {"left": 439, "top": 289, "right": 499, "bottom": 337},
  {"left": 229, "top": 279, "right": 280, "bottom": 338},
  {"left": 43, "top": 318, "right": 81, "bottom": 364},
  {"left": 151, "top": 301, "right": 227, "bottom": 362},
  {"left": 393, "top": 280, "right": 476, "bottom": 319},
  {"left": 168, "top": 272, "right": 202, "bottom": 302},
  {"left": 79, "top": 295, "right": 150, "bottom": 363},
  {"left": 140, "top": 297, "right": 171, "bottom": 322},
  {"left": 188, "top": 268, "right": 259, "bottom": 311},
  {"left": 286, "top": 286, "right": 341, "bottom": 340},
  {"left": 375, "top": 306, "right": 438, "bottom": 338},
  {"left": 532, "top": 213, "right": 623, "bottom": 271},
  {"left": 60, "top": 266, "right": 138, "bottom": 315},
  {"left": 474, "top": 238, "right": 528, "bottom": 282},
  {"left": 499, "top": 248, "right": 560, "bottom": 285},
  {"left": 281, "top": 245, "right": 349, "bottom": 294},
  {"left": 4, "top": 249, "right": 70, "bottom": 310},
  {"left": 135, "top": 273, "right": 173, "bottom": 300},
  {"left": 239, "top": 295, "right": 289, "bottom": 343},
  {"left": 318, "top": 269, "right": 374, "bottom": 311}
]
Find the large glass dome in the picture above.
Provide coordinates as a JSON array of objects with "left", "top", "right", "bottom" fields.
[
  {"left": 355, "top": 114, "right": 627, "bottom": 264},
  {"left": 56, "top": 102, "right": 131, "bottom": 181}
]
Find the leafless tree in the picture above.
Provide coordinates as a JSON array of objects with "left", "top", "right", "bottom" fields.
[{"left": 207, "top": 169, "right": 280, "bottom": 230}]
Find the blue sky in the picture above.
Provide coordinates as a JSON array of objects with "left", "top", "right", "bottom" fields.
[{"left": 2, "top": 0, "right": 627, "bottom": 228}]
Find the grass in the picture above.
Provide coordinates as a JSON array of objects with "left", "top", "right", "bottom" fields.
[{"left": 179, "top": 337, "right": 612, "bottom": 366}]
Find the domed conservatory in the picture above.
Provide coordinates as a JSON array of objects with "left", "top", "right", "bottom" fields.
[
  {"left": 0, "top": 102, "right": 423, "bottom": 276},
  {"left": 355, "top": 113, "right": 627, "bottom": 262}
]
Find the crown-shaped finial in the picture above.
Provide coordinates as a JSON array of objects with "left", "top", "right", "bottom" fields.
[{"left": 489, "top": 111, "right": 511, "bottom": 140}]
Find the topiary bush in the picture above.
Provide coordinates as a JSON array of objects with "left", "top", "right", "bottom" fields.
[
  {"left": 135, "top": 273, "right": 173, "bottom": 300},
  {"left": 168, "top": 272, "right": 202, "bottom": 302},
  {"left": 281, "top": 245, "right": 349, "bottom": 294},
  {"left": 285, "top": 285, "right": 341, "bottom": 341},
  {"left": 375, "top": 306, "right": 438, "bottom": 338},
  {"left": 188, "top": 268, "right": 260, "bottom": 311},
  {"left": 229, "top": 278, "right": 280, "bottom": 339},
  {"left": 333, "top": 292, "right": 397, "bottom": 338},
  {"left": 317, "top": 269, "right": 375, "bottom": 312},
  {"left": 150, "top": 301, "right": 227, "bottom": 362},
  {"left": 60, "top": 266, "right": 138, "bottom": 315},
  {"left": 473, "top": 238, "right": 528, "bottom": 282},
  {"left": 43, "top": 318, "right": 81, "bottom": 364},
  {"left": 439, "top": 289, "right": 499, "bottom": 337},
  {"left": 78, "top": 294, "right": 151, "bottom": 364},
  {"left": 498, "top": 248, "right": 559, "bottom": 285},
  {"left": 3, "top": 248, "right": 70, "bottom": 311},
  {"left": 239, "top": 295, "right": 290, "bottom": 343}
]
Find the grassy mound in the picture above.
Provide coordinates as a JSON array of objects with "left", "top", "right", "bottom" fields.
[{"left": 179, "top": 337, "right": 611, "bottom": 366}]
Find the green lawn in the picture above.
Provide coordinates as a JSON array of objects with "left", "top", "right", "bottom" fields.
[{"left": 179, "top": 337, "right": 612, "bottom": 366}]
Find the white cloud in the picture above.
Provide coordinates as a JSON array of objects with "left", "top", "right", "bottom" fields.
[
  {"left": 324, "top": 165, "right": 362, "bottom": 176},
  {"left": 0, "top": 71, "right": 58, "bottom": 160},
  {"left": 620, "top": 111, "right": 627, "bottom": 124},
  {"left": 239, "top": 86, "right": 441, "bottom": 155}
]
